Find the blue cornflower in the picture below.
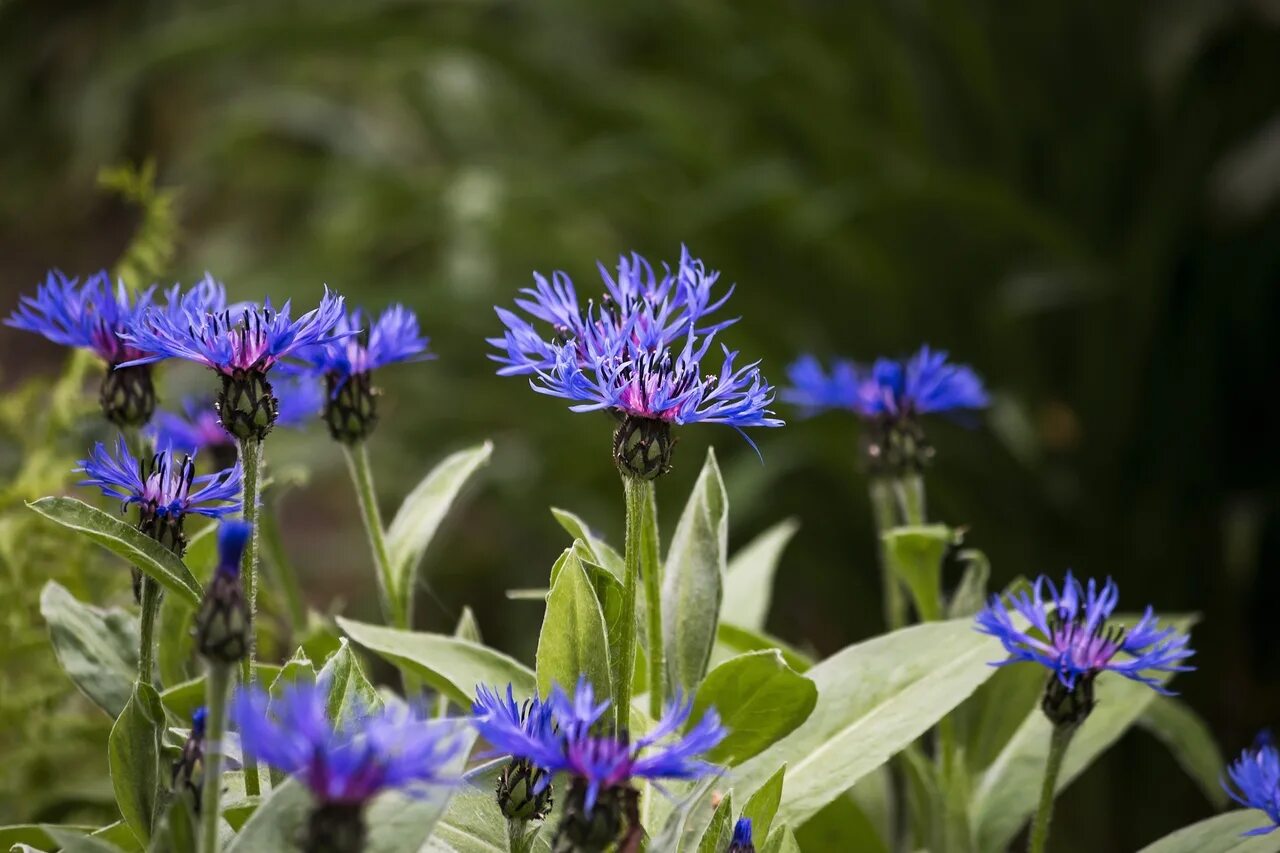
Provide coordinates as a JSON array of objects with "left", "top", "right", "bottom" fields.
[
  {"left": 294, "top": 304, "right": 431, "bottom": 443},
  {"left": 6, "top": 270, "right": 160, "bottom": 426},
  {"left": 231, "top": 680, "right": 460, "bottom": 806},
  {"left": 78, "top": 437, "right": 242, "bottom": 526},
  {"left": 1224, "top": 731, "right": 1280, "bottom": 836},
  {"left": 121, "top": 276, "right": 346, "bottom": 376},
  {"left": 785, "top": 346, "right": 987, "bottom": 419},
  {"left": 492, "top": 249, "right": 780, "bottom": 477},
  {"left": 729, "top": 818, "right": 755, "bottom": 853},
  {"left": 473, "top": 677, "right": 726, "bottom": 813},
  {"left": 975, "top": 572, "right": 1194, "bottom": 725},
  {"left": 490, "top": 246, "right": 735, "bottom": 377}
]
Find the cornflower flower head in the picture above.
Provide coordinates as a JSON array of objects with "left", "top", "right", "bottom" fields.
[
  {"left": 975, "top": 572, "right": 1195, "bottom": 726},
  {"left": 172, "top": 706, "right": 207, "bottom": 808},
  {"left": 729, "top": 817, "right": 756, "bottom": 853},
  {"left": 473, "top": 677, "right": 726, "bottom": 850},
  {"left": 195, "top": 520, "right": 252, "bottom": 664},
  {"left": 232, "top": 680, "right": 460, "bottom": 853},
  {"left": 6, "top": 270, "right": 158, "bottom": 426},
  {"left": 121, "top": 275, "right": 347, "bottom": 441},
  {"left": 491, "top": 249, "right": 780, "bottom": 479},
  {"left": 784, "top": 345, "right": 987, "bottom": 474},
  {"left": 1224, "top": 731, "right": 1280, "bottom": 836},
  {"left": 78, "top": 437, "right": 242, "bottom": 556},
  {"left": 295, "top": 304, "right": 431, "bottom": 443},
  {"left": 471, "top": 684, "right": 557, "bottom": 821}
]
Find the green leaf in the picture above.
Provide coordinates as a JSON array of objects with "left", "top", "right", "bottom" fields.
[
  {"left": 453, "top": 606, "right": 483, "bottom": 644},
  {"left": 337, "top": 615, "right": 535, "bottom": 706},
  {"left": 760, "top": 824, "right": 801, "bottom": 853},
  {"left": 693, "top": 651, "right": 816, "bottom": 766},
  {"left": 28, "top": 497, "right": 203, "bottom": 608},
  {"left": 648, "top": 777, "right": 723, "bottom": 853},
  {"left": 741, "top": 763, "right": 786, "bottom": 843},
  {"left": 1135, "top": 811, "right": 1280, "bottom": 853},
  {"left": 159, "top": 664, "right": 283, "bottom": 720},
  {"left": 946, "top": 548, "right": 991, "bottom": 619},
  {"left": 970, "top": 634, "right": 1192, "bottom": 853},
  {"left": 696, "top": 792, "right": 732, "bottom": 853},
  {"left": 551, "top": 507, "right": 624, "bottom": 578},
  {"left": 953, "top": 660, "right": 1043, "bottom": 774},
  {"left": 154, "top": 592, "right": 194, "bottom": 689},
  {"left": 108, "top": 682, "right": 165, "bottom": 843},
  {"left": 40, "top": 580, "right": 139, "bottom": 718},
  {"left": 0, "top": 827, "right": 97, "bottom": 849},
  {"left": 1139, "top": 695, "right": 1229, "bottom": 808},
  {"left": 721, "top": 519, "right": 799, "bottom": 632},
  {"left": 663, "top": 448, "right": 727, "bottom": 695},
  {"left": 385, "top": 441, "right": 492, "bottom": 621},
  {"left": 41, "top": 827, "right": 125, "bottom": 853},
  {"left": 145, "top": 796, "right": 197, "bottom": 853},
  {"left": 229, "top": 725, "right": 476, "bottom": 853},
  {"left": 713, "top": 623, "right": 814, "bottom": 674},
  {"left": 733, "top": 618, "right": 1007, "bottom": 826},
  {"left": 794, "top": 794, "right": 888, "bottom": 853},
  {"left": 881, "top": 525, "right": 950, "bottom": 622},
  {"left": 536, "top": 547, "right": 611, "bottom": 702},
  {"left": 319, "top": 638, "right": 383, "bottom": 725}
]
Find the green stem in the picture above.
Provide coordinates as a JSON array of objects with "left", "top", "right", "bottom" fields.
[
  {"left": 506, "top": 818, "right": 536, "bottom": 853},
  {"left": 894, "top": 472, "right": 927, "bottom": 525},
  {"left": 1028, "top": 723, "right": 1077, "bottom": 853},
  {"left": 137, "top": 577, "right": 160, "bottom": 687},
  {"left": 869, "top": 478, "right": 907, "bottom": 631},
  {"left": 200, "top": 662, "right": 232, "bottom": 853},
  {"left": 619, "top": 476, "right": 663, "bottom": 727},
  {"left": 343, "top": 443, "right": 399, "bottom": 627},
  {"left": 236, "top": 437, "right": 263, "bottom": 797}
]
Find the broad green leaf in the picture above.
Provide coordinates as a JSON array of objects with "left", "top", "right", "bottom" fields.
[
  {"left": 1139, "top": 695, "right": 1229, "bottom": 808},
  {"left": 848, "top": 766, "right": 893, "bottom": 849},
  {"left": 423, "top": 759, "right": 555, "bottom": 853},
  {"left": 92, "top": 820, "right": 143, "bottom": 851},
  {"left": 28, "top": 497, "right": 202, "bottom": 608},
  {"left": 692, "top": 651, "right": 816, "bottom": 766},
  {"left": 319, "top": 638, "right": 383, "bottom": 725},
  {"left": 229, "top": 725, "right": 475, "bottom": 853},
  {"left": 0, "top": 827, "right": 97, "bottom": 849},
  {"left": 795, "top": 794, "right": 888, "bottom": 853},
  {"left": 663, "top": 448, "right": 727, "bottom": 695},
  {"left": 970, "top": 647, "right": 1191, "bottom": 852},
  {"left": 882, "top": 525, "right": 950, "bottom": 622},
  {"left": 696, "top": 793, "right": 732, "bottom": 853},
  {"left": 713, "top": 623, "right": 813, "bottom": 674},
  {"left": 536, "top": 548, "right": 611, "bottom": 702},
  {"left": 1136, "top": 811, "right": 1280, "bottom": 853},
  {"left": 108, "top": 682, "right": 165, "bottom": 843},
  {"left": 946, "top": 548, "right": 991, "bottom": 619},
  {"left": 154, "top": 591, "right": 194, "bottom": 689},
  {"left": 954, "top": 661, "right": 1043, "bottom": 774},
  {"left": 40, "top": 580, "right": 138, "bottom": 717},
  {"left": 41, "top": 828, "right": 124, "bottom": 853},
  {"left": 145, "top": 797, "right": 197, "bottom": 853},
  {"left": 721, "top": 519, "right": 799, "bottom": 631},
  {"left": 337, "top": 616, "right": 535, "bottom": 706},
  {"left": 385, "top": 441, "right": 492, "bottom": 622},
  {"left": 551, "top": 507, "right": 624, "bottom": 578},
  {"left": 270, "top": 648, "right": 317, "bottom": 699},
  {"left": 761, "top": 824, "right": 801, "bottom": 853},
  {"left": 741, "top": 763, "right": 786, "bottom": 843},
  {"left": 733, "top": 618, "right": 1008, "bottom": 826},
  {"left": 160, "top": 664, "right": 283, "bottom": 720}
]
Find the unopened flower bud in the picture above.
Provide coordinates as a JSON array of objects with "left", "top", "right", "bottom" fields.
[
  {"left": 100, "top": 364, "right": 156, "bottom": 428},
  {"left": 324, "top": 371, "right": 379, "bottom": 444},
  {"left": 612, "top": 415, "right": 674, "bottom": 481},
  {"left": 217, "top": 370, "right": 278, "bottom": 442},
  {"left": 195, "top": 521, "right": 252, "bottom": 664}
]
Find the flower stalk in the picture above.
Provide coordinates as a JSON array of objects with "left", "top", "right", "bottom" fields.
[
  {"left": 1028, "top": 722, "right": 1077, "bottom": 853},
  {"left": 137, "top": 577, "right": 160, "bottom": 685},
  {"left": 619, "top": 475, "right": 662, "bottom": 729},
  {"left": 343, "top": 442, "right": 397, "bottom": 625},
  {"left": 236, "top": 436, "right": 263, "bottom": 796},
  {"left": 200, "top": 662, "right": 232, "bottom": 853}
]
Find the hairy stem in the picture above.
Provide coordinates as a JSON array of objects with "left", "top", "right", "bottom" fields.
[
  {"left": 200, "top": 662, "right": 232, "bottom": 853},
  {"left": 617, "top": 476, "right": 663, "bottom": 731},
  {"left": 869, "top": 478, "right": 907, "bottom": 631},
  {"left": 137, "top": 577, "right": 159, "bottom": 687},
  {"left": 894, "top": 472, "right": 927, "bottom": 525},
  {"left": 236, "top": 437, "right": 263, "bottom": 797},
  {"left": 1028, "top": 723, "right": 1077, "bottom": 853},
  {"left": 344, "top": 443, "right": 398, "bottom": 626}
]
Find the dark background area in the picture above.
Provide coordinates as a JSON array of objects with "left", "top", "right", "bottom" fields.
[{"left": 2, "top": 1, "right": 1279, "bottom": 849}]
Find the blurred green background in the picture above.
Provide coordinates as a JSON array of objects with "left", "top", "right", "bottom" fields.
[{"left": 2, "top": 1, "right": 1279, "bottom": 849}]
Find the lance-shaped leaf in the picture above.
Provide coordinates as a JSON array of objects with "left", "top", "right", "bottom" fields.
[
  {"left": 663, "top": 448, "right": 727, "bottom": 695},
  {"left": 741, "top": 763, "right": 786, "bottom": 843},
  {"left": 721, "top": 519, "right": 799, "bottom": 632},
  {"left": 319, "top": 639, "right": 383, "bottom": 726},
  {"left": 1135, "top": 811, "right": 1280, "bottom": 853},
  {"left": 40, "top": 580, "right": 138, "bottom": 718},
  {"left": 385, "top": 441, "right": 492, "bottom": 624},
  {"left": 28, "top": 497, "right": 202, "bottom": 607},
  {"left": 1138, "top": 695, "right": 1229, "bottom": 808},
  {"left": 551, "top": 507, "right": 624, "bottom": 578},
  {"left": 733, "top": 618, "right": 1008, "bottom": 826},
  {"left": 536, "top": 547, "right": 611, "bottom": 702},
  {"left": 108, "top": 683, "right": 165, "bottom": 843},
  {"left": 337, "top": 616, "right": 535, "bottom": 706}
]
